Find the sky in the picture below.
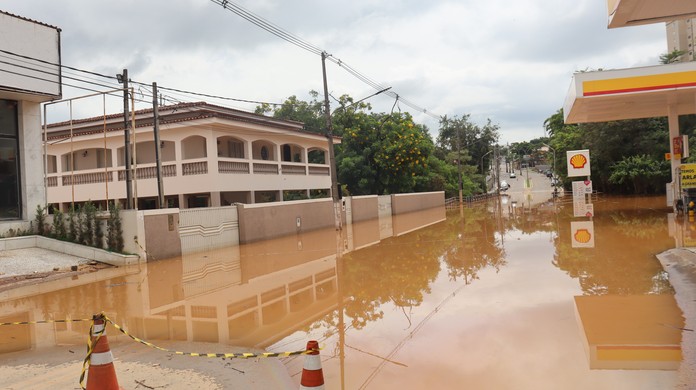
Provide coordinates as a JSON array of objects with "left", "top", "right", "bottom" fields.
[{"left": 2, "top": 0, "right": 668, "bottom": 144}]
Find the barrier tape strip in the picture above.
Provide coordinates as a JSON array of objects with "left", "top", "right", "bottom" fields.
[
  {"left": 0, "top": 318, "right": 92, "bottom": 326},
  {"left": 103, "top": 314, "right": 317, "bottom": 358},
  {"left": 0, "top": 314, "right": 319, "bottom": 358},
  {"left": 3, "top": 312, "right": 320, "bottom": 389}
]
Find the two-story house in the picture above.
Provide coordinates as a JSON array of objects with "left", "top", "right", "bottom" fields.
[{"left": 45, "top": 101, "right": 339, "bottom": 211}]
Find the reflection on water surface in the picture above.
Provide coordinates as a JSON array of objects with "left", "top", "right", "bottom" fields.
[{"left": 0, "top": 196, "right": 688, "bottom": 389}]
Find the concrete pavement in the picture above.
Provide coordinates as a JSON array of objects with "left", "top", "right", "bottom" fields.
[{"left": 656, "top": 248, "right": 696, "bottom": 388}]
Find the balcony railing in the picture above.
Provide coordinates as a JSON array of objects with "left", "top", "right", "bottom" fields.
[
  {"left": 253, "top": 162, "right": 279, "bottom": 175},
  {"left": 119, "top": 164, "right": 177, "bottom": 181},
  {"left": 281, "top": 164, "right": 306, "bottom": 175},
  {"left": 309, "top": 166, "right": 330, "bottom": 176},
  {"left": 183, "top": 161, "right": 208, "bottom": 176},
  {"left": 47, "top": 158, "right": 331, "bottom": 189},
  {"left": 62, "top": 171, "right": 113, "bottom": 186},
  {"left": 219, "top": 160, "right": 250, "bottom": 174}
]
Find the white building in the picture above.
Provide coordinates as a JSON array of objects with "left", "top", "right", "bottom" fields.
[
  {"left": 666, "top": 19, "right": 696, "bottom": 62},
  {"left": 46, "top": 102, "right": 339, "bottom": 210},
  {"left": 0, "top": 10, "right": 61, "bottom": 235}
]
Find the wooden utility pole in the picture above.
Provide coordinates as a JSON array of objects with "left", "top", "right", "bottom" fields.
[
  {"left": 321, "top": 52, "right": 340, "bottom": 202},
  {"left": 120, "top": 69, "right": 133, "bottom": 209},
  {"left": 152, "top": 82, "right": 165, "bottom": 208}
]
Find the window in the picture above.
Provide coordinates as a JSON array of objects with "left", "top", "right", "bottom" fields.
[
  {"left": 229, "top": 140, "right": 244, "bottom": 158},
  {"left": 261, "top": 146, "right": 269, "bottom": 160},
  {"left": 0, "top": 100, "right": 20, "bottom": 220}
]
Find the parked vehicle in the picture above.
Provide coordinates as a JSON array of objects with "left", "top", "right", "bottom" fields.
[
  {"left": 510, "top": 172, "right": 516, "bottom": 178},
  {"left": 500, "top": 180, "right": 510, "bottom": 191}
]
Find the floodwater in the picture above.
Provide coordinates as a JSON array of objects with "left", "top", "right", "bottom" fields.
[{"left": 0, "top": 191, "right": 688, "bottom": 389}]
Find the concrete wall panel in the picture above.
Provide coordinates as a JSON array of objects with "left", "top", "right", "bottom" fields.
[
  {"left": 237, "top": 198, "right": 334, "bottom": 243},
  {"left": 350, "top": 195, "right": 379, "bottom": 223},
  {"left": 143, "top": 210, "right": 182, "bottom": 261},
  {"left": 391, "top": 191, "right": 445, "bottom": 215}
]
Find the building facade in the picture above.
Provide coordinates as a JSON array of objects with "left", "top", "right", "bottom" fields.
[
  {"left": 0, "top": 11, "right": 61, "bottom": 235},
  {"left": 45, "top": 102, "right": 338, "bottom": 211},
  {"left": 666, "top": 19, "right": 696, "bottom": 62}
]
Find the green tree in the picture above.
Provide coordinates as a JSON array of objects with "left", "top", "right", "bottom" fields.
[
  {"left": 542, "top": 108, "right": 670, "bottom": 193},
  {"left": 608, "top": 154, "right": 669, "bottom": 194},
  {"left": 660, "top": 49, "right": 687, "bottom": 64},
  {"left": 338, "top": 110, "right": 433, "bottom": 194},
  {"left": 437, "top": 115, "right": 499, "bottom": 175},
  {"left": 255, "top": 91, "right": 325, "bottom": 134}
]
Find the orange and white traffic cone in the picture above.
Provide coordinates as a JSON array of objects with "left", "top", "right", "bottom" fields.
[
  {"left": 299, "top": 340, "right": 324, "bottom": 389},
  {"left": 86, "top": 315, "right": 123, "bottom": 390}
]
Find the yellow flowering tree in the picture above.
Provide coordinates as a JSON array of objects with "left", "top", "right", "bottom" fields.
[{"left": 336, "top": 108, "right": 433, "bottom": 195}]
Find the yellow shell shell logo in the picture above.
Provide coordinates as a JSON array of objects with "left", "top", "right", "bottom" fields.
[
  {"left": 570, "top": 154, "right": 587, "bottom": 169},
  {"left": 574, "top": 228, "right": 591, "bottom": 243}
]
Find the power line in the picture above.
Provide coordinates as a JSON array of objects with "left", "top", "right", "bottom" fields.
[
  {"left": 0, "top": 49, "right": 278, "bottom": 110},
  {"left": 0, "top": 48, "right": 116, "bottom": 80},
  {"left": 208, "top": 0, "right": 442, "bottom": 120},
  {"left": 210, "top": 0, "right": 323, "bottom": 55}
]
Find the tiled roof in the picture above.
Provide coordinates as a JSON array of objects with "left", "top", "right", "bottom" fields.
[{"left": 45, "top": 101, "right": 340, "bottom": 141}]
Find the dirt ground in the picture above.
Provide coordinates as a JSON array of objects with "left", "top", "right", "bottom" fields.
[
  {"left": 0, "top": 263, "right": 297, "bottom": 389},
  {"left": 0, "top": 340, "right": 296, "bottom": 389},
  {"left": 0, "top": 262, "right": 109, "bottom": 292}
]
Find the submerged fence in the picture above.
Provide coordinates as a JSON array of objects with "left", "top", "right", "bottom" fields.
[{"left": 445, "top": 193, "right": 498, "bottom": 209}]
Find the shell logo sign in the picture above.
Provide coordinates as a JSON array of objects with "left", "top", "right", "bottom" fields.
[
  {"left": 567, "top": 149, "right": 591, "bottom": 177},
  {"left": 569, "top": 154, "right": 587, "bottom": 169},
  {"left": 574, "top": 229, "right": 591, "bottom": 243},
  {"left": 571, "top": 221, "right": 595, "bottom": 248}
]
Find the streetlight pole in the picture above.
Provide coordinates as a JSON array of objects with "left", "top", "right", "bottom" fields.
[
  {"left": 480, "top": 149, "right": 493, "bottom": 193},
  {"left": 543, "top": 143, "right": 556, "bottom": 190}
]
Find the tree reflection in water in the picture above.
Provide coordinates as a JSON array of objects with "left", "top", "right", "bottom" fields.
[
  {"left": 309, "top": 196, "right": 673, "bottom": 340},
  {"left": 335, "top": 206, "right": 507, "bottom": 331},
  {"left": 553, "top": 196, "right": 674, "bottom": 295}
]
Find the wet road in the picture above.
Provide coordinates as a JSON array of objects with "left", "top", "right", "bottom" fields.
[{"left": 0, "top": 187, "right": 688, "bottom": 389}]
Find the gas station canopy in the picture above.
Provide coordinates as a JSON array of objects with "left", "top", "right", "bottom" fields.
[
  {"left": 607, "top": 0, "right": 696, "bottom": 28},
  {"left": 563, "top": 61, "right": 696, "bottom": 124}
]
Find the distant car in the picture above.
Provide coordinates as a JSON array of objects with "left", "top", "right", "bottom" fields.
[
  {"left": 509, "top": 172, "right": 516, "bottom": 178},
  {"left": 546, "top": 171, "right": 553, "bottom": 178},
  {"left": 500, "top": 180, "right": 509, "bottom": 191}
]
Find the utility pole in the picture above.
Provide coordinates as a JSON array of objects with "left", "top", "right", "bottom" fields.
[
  {"left": 456, "top": 125, "right": 463, "bottom": 206},
  {"left": 152, "top": 82, "right": 165, "bottom": 208},
  {"left": 321, "top": 52, "right": 340, "bottom": 203},
  {"left": 495, "top": 145, "right": 501, "bottom": 194},
  {"left": 119, "top": 69, "right": 133, "bottom": 209}
]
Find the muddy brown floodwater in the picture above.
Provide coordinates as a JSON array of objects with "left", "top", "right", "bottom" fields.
[{"left": 0, "top": 189, "right": 691, "bottom": 389}]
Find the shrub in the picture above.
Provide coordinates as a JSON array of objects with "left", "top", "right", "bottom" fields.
[
  {"left": 51, "top": 207, "right": 67, "bottom": 240},
  {"left": 107, "top": 202, "right": 124, "bottom": 252},
  {"left": 34, "top": 205, "right": 48, "bottom": 236}
]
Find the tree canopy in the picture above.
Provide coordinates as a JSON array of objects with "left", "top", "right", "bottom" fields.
[
  {"left": 257, "top": 93, "right": 500, "bottom": 197},
  {"left": 542, "top": 108, "right": 674, "bottom": 194}
]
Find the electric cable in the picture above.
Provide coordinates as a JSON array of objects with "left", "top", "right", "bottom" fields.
[{"left": 208, "top": 0, "right": 442, "bottom": 120}]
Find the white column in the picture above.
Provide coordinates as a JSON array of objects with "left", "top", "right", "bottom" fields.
[{"left": 668, "top": 103, "right": 680, "bottom": 204}]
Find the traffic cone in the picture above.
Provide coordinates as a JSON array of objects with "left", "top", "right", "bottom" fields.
[
  {"left": 299, "top": 340, "right": 324, "bottom": 389},
  {"left": 86, "top": 315, "right": 123, "bottom": 390}
]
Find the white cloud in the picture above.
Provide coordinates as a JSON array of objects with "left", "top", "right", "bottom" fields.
[{"left": 1, "top": 0, "right": 671, "bottom": 144}]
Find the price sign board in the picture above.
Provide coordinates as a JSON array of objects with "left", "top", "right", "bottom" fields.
[
  {"left": 681, "top": 163, "right": 696, "bottom": 189},
  {"left": 572, "top": 180, "right": 593, "bottom": 200},
  {"left": 573, "top": 201, "right": 594, "bottom": 217}
]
